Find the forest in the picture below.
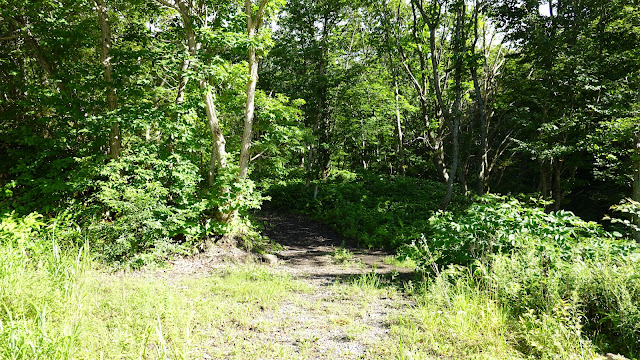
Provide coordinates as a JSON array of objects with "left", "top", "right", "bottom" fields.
[{"left": 1, "top": 0, "right": 640, "bottom": 358}]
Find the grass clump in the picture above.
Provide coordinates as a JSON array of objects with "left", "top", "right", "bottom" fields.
[
  {"left": 386, "top": 265, "right": 603, "bottom": 360},
  {"left": 405, "top": 195, "right": 640, "bottom": 358},
  {"left": 331, "top": 246, "right": 354, "bottom": 264}
]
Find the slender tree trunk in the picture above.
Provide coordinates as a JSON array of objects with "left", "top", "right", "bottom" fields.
[
  {"left": 539, "top": 159, "right": 551, "bottom": 198},
  {"left": 176, "top": 58, "right": 190, "bottom": 104},
  {"left": 239, "top": 31, "right": 258, "bottom": 179},
  {"left": 13, "top": 16, "right": 63, "bottom": 92},
  {"left": 432, "top": 136, "right": 449, "bottom": 182},
  {"left": 426, "top": 19, "right": 451, "bottom": 185},
  {"left": 394, "top": 79, "right": 405, "bottom": 176},
  {"left": 633, "top": 131, "right": 640, "bottom": 242},
  {"left": 203, "top": 87, "right": 227, "bottom": 185},
  {"left": 471, "top": 68, "right": 488, "bottom": 195},
  {"left": 176, "top": 0, "right": 227, "bottom": 184},
  {"left": 95, "top": 0, "right": 120, "bottom": 160},
  {"left": 440, "top": 0, "right": 464, "bottom": 210},
  {"left": 239, "top": 0, "right": 269, "bottom": 179},
  {"left": 553, "top": 159, "right": 563, "bottom": 211}
]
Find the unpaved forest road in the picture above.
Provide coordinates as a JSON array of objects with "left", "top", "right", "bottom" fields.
[
  {"left": 255, "top": 207, "right": 416, "bottom": 284},
  {"left": 168, "top": 207, "right": 419, "bottom": 359},
  {"left": 247, "top": 207, "right": 418, "bottom": 359}
]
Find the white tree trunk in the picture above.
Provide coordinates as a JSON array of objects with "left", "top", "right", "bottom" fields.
[
  {"left": 203, "top": 86, "right": 227, "bottom": 186},
  {"left": 239, "top": 0, "right": 269, "bottom": 179},
  {"left": 239, "top": 37, "right": 258, "bottom": 179},
  {"left": 394, "top": 79, "right": 405, "bottom": 176},
  {"left": 176, "top": 0, "right": 227, "bottom": 181}
]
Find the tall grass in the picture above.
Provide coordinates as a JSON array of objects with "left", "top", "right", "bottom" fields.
[
  {"left": 387, "top": 265, "right": 605, "bottom": 360},
  {"left": 0, "top": 211, "right": 311, "bottom": 359}
]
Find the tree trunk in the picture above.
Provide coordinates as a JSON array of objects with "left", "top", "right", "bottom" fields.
[
  {"left": 440, "top": 0, "right": 465, "bottom": 210},
  {"left": 394, "top": 79, "right": 405, "bottom": 176},
  {"left": 472, "top": 67, "right": 487, "bottom": 195},
  {"left": 432, "top": 136, "right": 449, "bottom": 182},
  {"left": 176, "top": 0, "right": 227, "bottom": 183},
  {"left": 13, "top": 16, "right": 64, "bottom": 92},
  {"left": 176, "top": 58, "right": 190, "bottom": 104},
  {"left": 203, "top": 87, "right": 227, "bottom": 186},
  {"left": 239, "top": 0, "right": 269, "bottom": 180},
  {"left": 553, "top": 159, "right": 563, "bottom": 211},
  {"left": 239, "top": 30, "right": 258, "bottom": 179},
  {"left": 540, "top": 159, "right": 551, "bottom": 198},
  {"left": 95, "top": 0, "right": 120, "bottom": 160},
  {"left": 633, "top": 131, "right": 640, "bottom": 242}
]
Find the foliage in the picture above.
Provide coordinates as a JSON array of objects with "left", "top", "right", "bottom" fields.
[
  {"left": 402, "top": 195, "right": 640, "bottom": 356},
  {"left": 606, "top": 198, "right": 640, "bottom": 235},
  {"left": 483, "top": 242, "right": 640, "bottom": 356},
  {"left": 268, "top": 172, "right": 467, "bottom": 249},
  {"left": 87, "top": 149, "right": 206, "bottom": 267},
  {"left": 409, "top": 194, "right": 612, "bottom": 267}
]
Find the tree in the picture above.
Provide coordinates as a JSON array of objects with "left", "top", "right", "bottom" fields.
[
  {"left": 94, "top": 0, "right": 121, "bottom": 160},
  {"left": 239, "top": 0, "right": 276, "bottom": 179}
]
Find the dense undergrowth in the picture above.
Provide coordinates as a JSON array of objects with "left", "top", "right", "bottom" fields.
[
  {"left": 267, "top": 173, "right": 640, "bottom": 358},
  {"left": 267, "top": 172, "right": 470, "bottom": 249},
  {"left": 1, "top": 171, "right": 639, "bottom": 358}
]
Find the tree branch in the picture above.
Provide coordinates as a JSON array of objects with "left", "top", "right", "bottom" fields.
[{"left": 154, "top": 0, "right": 178, "bottom": 10}]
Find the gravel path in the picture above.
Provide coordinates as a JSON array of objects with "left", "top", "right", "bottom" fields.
[
  {"left": 164, "top": 207, "right": 419, "bottom": 359},
  {"left": 246, "top": 207, "right": 418, "bottom": 359}
]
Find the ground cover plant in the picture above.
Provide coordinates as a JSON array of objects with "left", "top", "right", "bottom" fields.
[
  {"left": 413, "top": 200, "right": 640, "bottom": 357},
  {"left": 267, "top": 180, "right": 640, "bottom": 358},
  {"left": 267, "top": 172, "right": 470, "bottom": 249}
]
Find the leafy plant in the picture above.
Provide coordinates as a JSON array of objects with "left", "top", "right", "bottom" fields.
[
  {"left": 267, "top": 172, "right": 464, "bottom": 249},
  {"left": 89, "top": 149, "right": 205, "bottom": 267},
  {"left": 606, "top": 198, "right": 640, "bottom": 235},
  {"left": 410, "top": 194, "right": 611, "bottom": 267}
]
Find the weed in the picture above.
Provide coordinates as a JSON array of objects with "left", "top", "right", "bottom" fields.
[{"left": 331, "top": 246, "right": 354, "bottom": 264}]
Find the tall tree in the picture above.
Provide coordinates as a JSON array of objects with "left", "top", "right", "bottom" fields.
[
  {"left": 94, "top": 0, "right": 121, "bottom": 160},
  {"left": 239, "top": 0, "right": 271, "bottom": 179}
]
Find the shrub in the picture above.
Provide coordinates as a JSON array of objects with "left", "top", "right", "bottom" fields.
[
  {"left": 267, "top": 172, "right": 464, "bottom": 248},
  {"left": 406, "top": 194, "right": 640, "bottom": 356},
  {"left": 88, "top": 149, "right": 206, "bottom": 267},
  {"left": 409, "top": 194, "right": 612, "bottom": 267}
]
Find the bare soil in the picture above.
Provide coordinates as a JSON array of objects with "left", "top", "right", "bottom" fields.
[
  {"left": 166, "top": 206, "right": 420, "bottom": 359},
  {"left": 255, "top": 206, "right": 416, "bottom": 285},
  {"left": 248, "top": 207, "right": 418, "bottom": 359}
]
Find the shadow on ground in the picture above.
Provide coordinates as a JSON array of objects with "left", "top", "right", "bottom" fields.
[{"left": 254, "top": 205, "right": 418, "bottom": 287}]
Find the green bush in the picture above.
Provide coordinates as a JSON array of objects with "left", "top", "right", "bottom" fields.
[
  {"left": 88, "top": 149, "right": 206, "bottom": 267},
  {"left": 416, "top": 264, "right": 599, "bottom": 359},
  {"left": 87, "top": 148, "right": 268, "bottom": 267},
  {"left": 409, "top": 194, "right": 613, "bottom": 267},
  {"left": 484, "top": 244, "right": 640, "bottom": 356},
  {"left": 407, "top": 195, "right": 640, "bottom": 356},
  {"left": 267, "top": 172, "right": 465, "bottom": 248}
]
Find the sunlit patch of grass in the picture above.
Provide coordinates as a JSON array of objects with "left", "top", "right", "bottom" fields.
[
  {"left": 331, "top": 246, "right": 354, "bottom": 264},
  {"left": 0, "top": 232, "right": 313, "bottom": 360},
  {"left": 384, "top": 282, "right": 524, "bottom": 360},
  {"left": 76, "top": 266, "right": 312, "bottom": 359},
  {"left": 383, "top": 255, "right": 417, "bottom": 269}
]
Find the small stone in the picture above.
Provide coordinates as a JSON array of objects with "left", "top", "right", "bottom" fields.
[{"left": 260, "top": 253, "right": 279, "bottom": 265}]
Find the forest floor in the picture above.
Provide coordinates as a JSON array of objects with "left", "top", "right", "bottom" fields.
[
  {"left": 162, "top": 207, "right": 421, "bottom": 359},
  {"left": 4, "top": 206, "right": 538, "bottom": 359}
]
